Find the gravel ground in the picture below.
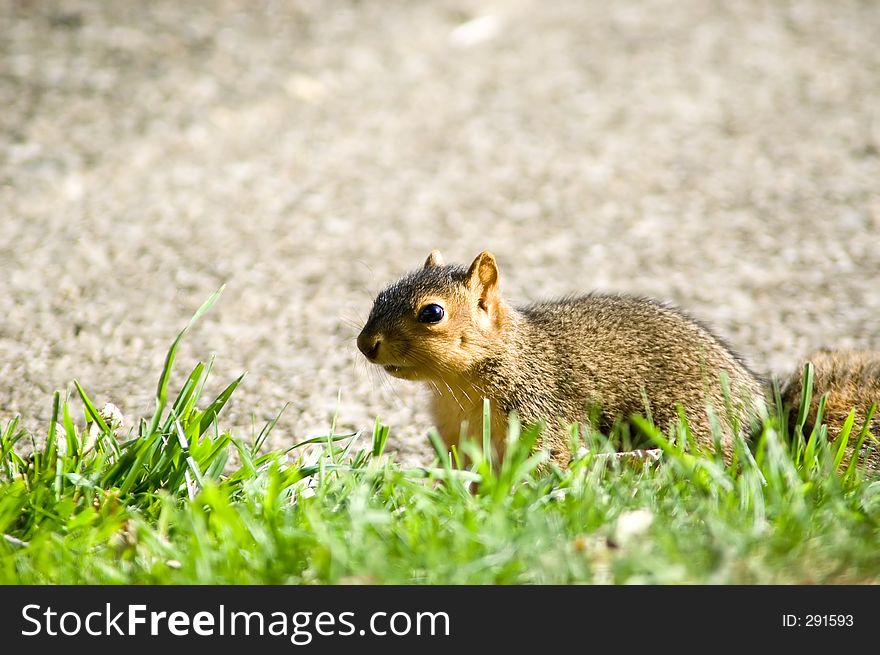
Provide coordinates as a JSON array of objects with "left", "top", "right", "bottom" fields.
[{"left": 2, "top": 0, "right": 879, "bottom": 466}]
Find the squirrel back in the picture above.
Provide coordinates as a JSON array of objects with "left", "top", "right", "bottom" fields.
[{"left": 358, "top": 250, "right": 766, "bottom": 464}]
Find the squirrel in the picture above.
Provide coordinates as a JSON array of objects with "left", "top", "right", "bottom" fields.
[{"left": 357, "top": 250, "right": 878, "bottom": 469}]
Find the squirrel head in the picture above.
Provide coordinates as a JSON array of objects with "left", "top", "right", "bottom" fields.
[{"left": 357, "top": 250, "right": 509, "bottom": 381}]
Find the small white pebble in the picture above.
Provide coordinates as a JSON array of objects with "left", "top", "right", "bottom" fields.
[
  {"left": 100, "top": 402, "right": 124, "bottom": 429},
  {"left": 449, "top": 15, "right": 502, "bottom": 48},
  {"left": 285, "top": 72, "right": 327, "bottom": 104},
  {"left": 614, "top": 509, "right": 654, "bottom": 545}
]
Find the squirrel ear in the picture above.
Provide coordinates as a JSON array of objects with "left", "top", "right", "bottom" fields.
[
  {"left": 424, "top": 250, "right": 446, "bottom": 269},
  {"left": 466, "top": 251, "right": 500, "bottom": 310}
]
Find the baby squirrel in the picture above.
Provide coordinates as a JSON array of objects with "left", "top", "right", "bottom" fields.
[{"left": 358, "top": 250, "right": 879, "bottom": 467}]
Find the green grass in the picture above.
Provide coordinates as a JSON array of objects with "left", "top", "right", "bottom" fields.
[{"left": 2, "top": 296, "right": 879, "bottom": 584}]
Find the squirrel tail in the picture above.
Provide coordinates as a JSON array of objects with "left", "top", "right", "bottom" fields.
[{"left": 780, "top": 349, "right": 880, "bottom": 471}]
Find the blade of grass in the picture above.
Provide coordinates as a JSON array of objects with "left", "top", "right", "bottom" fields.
[
  {"left": 832, "top": 409, "right": 856, "bottom": 472},
  {"left": 482, "top": 398, "right": 493, "bottom": 476},
  {"left": 795, "top": 361, "right": 814, "bottom": 437},
  {"left": 428, "top": 428, "right": 451, "bottom": 471},
  {"left": 844, "top": 402, "right": 877, "bottom": 482},
  {"left": 253, "top": 403, "right": 288, "bottom": 457},
  {"left": 73, "top": 379, "right": 109, "bottom": 434},
  {"left": 148, "top": 285, "right": 225, "bottom": 436},
  {"left": 61, "top": 396, "right": 80, "bottom": 463},
  {"left": 44, "top": 392, "right": 60, "bottom": 474},
  {"left": 114, "top": 435, "right": 163, "bottom": 495},
  {"left": 176, "top": 420, "right": 205, "bottom": 492},
  {"left": 803, "top": 392, "right": 828, "bottom": 467},
  {"left": 197, "top": 373, "right": 245, "bottom": 438},
  {"left": 162, "top": 361, "right": 206, "bottom": 433},
  {"left": 372, "top": 417, "right": 390, "bottom": 458}
]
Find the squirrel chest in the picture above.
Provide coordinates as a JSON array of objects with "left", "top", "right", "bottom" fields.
[{"left": 427, "top": 377, "right": 510, "bottom": 457}]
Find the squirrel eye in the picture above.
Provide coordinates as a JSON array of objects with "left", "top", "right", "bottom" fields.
[{"left": 417, "top": 303, "right": 445, "bottom": 324}]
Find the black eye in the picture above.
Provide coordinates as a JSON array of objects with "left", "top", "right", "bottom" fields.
[{"left": 417, "top": 303, "right": 445, "bottom": 323}]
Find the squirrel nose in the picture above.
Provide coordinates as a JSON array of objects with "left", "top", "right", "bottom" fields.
[{"left": 357, "top": 332, "right": 382, "bottom": 361}]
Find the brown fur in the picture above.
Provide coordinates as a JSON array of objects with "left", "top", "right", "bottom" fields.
[
  {"left": 781, "top": 349, "right": 880, "bottom": 471},
  {"left": 358, "top": 251, "right": 767, "bottom": 465}
]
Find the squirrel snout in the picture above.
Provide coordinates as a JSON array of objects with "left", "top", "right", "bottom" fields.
[{"left": 357, "top": 331, "right": 382, "bottom": 361}]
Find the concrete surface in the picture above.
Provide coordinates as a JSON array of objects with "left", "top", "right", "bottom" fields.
[{"left": 1, "top": 0, "right": 879, "bottom": 466}]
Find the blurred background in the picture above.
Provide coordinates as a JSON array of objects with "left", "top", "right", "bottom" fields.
[{"left": 1, "top": 0, "right": 878, "bottom": 465}]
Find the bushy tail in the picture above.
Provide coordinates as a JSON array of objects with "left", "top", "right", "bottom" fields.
[{"left": 780, "top": 349, "right": 880, "bottom": 471}]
